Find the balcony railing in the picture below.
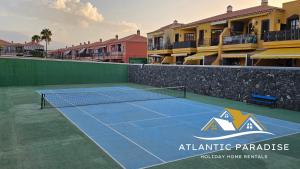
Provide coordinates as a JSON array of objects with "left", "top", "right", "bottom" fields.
[
  {"left": 173, "top": 41, "right": 196, "bottom": 49},
  {"left": 264, "top": 29, "right": 300, "bottom": 42},
  {"left": 110, "top": 51, "right": 124, "bottom": 56},
  {"left": 198, "top": 38, "right": 220, "bottom": 47},
  {"left": 148, "top": 44, "right": 173, "bottom": 50},
  {"left": 223, "top": 34, "right": 257, "bottom": 45}
]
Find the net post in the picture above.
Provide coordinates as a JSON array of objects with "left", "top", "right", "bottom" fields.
[
  {"left": 183, "top": 86, "right": 187, "bottom": 98},
  {"left": 41, "top": 94, "right": 44, "bottom": 109}
]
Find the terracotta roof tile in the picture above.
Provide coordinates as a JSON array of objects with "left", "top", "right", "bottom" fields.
[{"left": 185, "top": 5, "right": 284, "bottom": 27}]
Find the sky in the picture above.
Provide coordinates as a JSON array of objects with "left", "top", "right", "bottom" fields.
[{"left": 0, "top": 0, "right": 291, "bottom": 49}]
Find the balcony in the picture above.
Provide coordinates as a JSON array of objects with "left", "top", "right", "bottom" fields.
[
  {"left": 222, "top": 34, "right": 257, "bottom": 51},
  {"left": 197, "top": 38, "right": 219, "bottom": 52},
  {"left": 172, "top": 41, "right": 197, "bottom": 54},
  {"left": 263, "top": 29, "right": 300, "bottom": 49},
  {"left": 173, "top": 41, "right": 196, "bottom": 49},
  {"left": 147, "top": 44, "right": 173, "bottom": 55},
  {"left": 110, "top": 51, "right": 124, "bottom": 59},
  {"left": 264, "top": 29, "right": 300, "bottom": 42}
]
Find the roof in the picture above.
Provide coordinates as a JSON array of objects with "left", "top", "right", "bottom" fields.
[
  {"left": 24, "top": 41, "right": 44, "bottom": 47},
  {"left": 118, "top": 34, "right": 147, "bottom": 43},
  {"left": 184, "top": 5, "right": 284, "bottom": 27},
  {"left": 202, "top": 118, "right": 236, "bottom": 131},
  {"left": 0, "top": 39, "right": 11, "bottom": 46},
  {"left": 148, "top": 21, "right": 184, "bottom": 34}
]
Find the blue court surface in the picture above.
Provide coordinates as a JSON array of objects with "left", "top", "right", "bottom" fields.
[{"left": 38, "top": 86, "right": 300, "bottom": 169}]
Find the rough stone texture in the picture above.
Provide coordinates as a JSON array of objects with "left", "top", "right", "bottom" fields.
[{"left": 129, "top": 64, "right": 300, "bottom": 111}]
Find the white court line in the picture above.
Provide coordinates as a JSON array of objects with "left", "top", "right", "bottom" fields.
[
  {"left": 54, "top": 90, "right": 166, "bottom": 164},
  {"left": 108, "top": 112, "right": 211, "bottom": 126},
  {"left": 43, "top": 88, "right": 300, "bottom": 169},
  {"left": 44, "top": 91, "right": 127, "bottom": 169}
]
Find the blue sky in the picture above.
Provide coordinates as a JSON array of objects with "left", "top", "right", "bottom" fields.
[{"left": 0, "top": 0, "right": 290, "bottom": 49}]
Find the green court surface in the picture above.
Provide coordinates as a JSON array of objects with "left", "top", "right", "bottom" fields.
[{"left": 0, "top": 83, "right": 300, "bottom": 169}]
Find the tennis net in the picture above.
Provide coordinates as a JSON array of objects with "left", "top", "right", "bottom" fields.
[{"left": 41, "top": 86, "right": 186, "bottom": 109}]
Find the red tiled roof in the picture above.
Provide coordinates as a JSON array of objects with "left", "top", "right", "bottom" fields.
[
  {"left": 24, "top": 41, "right": 43, "bottom": 47},
  {"left": 53, "top": 34, "right": 146, "bottom": 52},
  {"left": 184, "top": 5, "right": 284, "bottom": 27},
  {"left": 118, "top": 34, "right": 147, "bottom": 43},
  {"left": 0, "top": 39, "right": 11, "bottom": 46},
  {"left": 148, "top": 21, "right": 184, "bottom": 34}
]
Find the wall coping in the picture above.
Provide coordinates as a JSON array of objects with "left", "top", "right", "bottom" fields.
[
  {"left": 129, "top": 64, "right": 300, "bottom": 71},
  {"left": 0, "top": 56, "right": 128, "bottom": 66}
]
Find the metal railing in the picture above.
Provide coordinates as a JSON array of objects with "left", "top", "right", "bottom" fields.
[
  {"left": 264, "top": 29, "right": 300, "bottom": 42},
  {"left": 223, "top": 34, "right": 257, "bottom": 45},
  {"left": 173, "top": 41, "right": 196, "bottom": 49},
  {"left": 148, "top": 44, "right": 173, "bottom": 50},
  {"left": 198, "top": 38, "right": 220, "bottom": 47},
  {"left": 110, "top": 51, "right": 124, "bottom": 56}
]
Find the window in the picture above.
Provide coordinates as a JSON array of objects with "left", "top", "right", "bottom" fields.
[
  {"left": 246, "top": 123, "right": 253, "bottom": 130},
  {"left": 287, "top": 15, "right": 299, "bottom": 30},
  {"left": 184, "top": 33, "right": 195, "bottom": 41}
]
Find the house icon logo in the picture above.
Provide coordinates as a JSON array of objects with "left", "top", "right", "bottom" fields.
[{"left": 194, "top": 108, "right": 274, "bottom": 140}]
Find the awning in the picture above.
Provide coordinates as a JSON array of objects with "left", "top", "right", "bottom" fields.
[
  {"left": 149, "top": 54, "right": 162, "bottom": 58},
  {"left": 184, "top": 52, "right": 217, "bottom": 65},
  {"left": 63, "top": 50, "right": 71, "bottom": 55},
  {"left": 171, "top": 53, "right": 188, "bottom": 57},
  {"left": 221, "top": 53, "right": 248, "bottom": 58},
  {"left": 251, "top": 48, "right": 300, "bottom": 59},
  {"left": 185, "top": 52, "right": 217, "bottom": 61},
  {"left": 79, "top": 48, "right": 87, "bottom": 54},
  {"left": 161, "top": 56, "right": 173, "bottom": 64}
]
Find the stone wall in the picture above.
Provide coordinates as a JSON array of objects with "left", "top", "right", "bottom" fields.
[{"left": 129, "top": 64, "right": 300, "bottom": 111}]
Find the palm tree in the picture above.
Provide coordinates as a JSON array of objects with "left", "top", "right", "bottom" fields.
[
  {"left": 40, "top": 28, "right": 52, "bottom": 58},
  {"left": 31, "top": 35, "right": 41, "bottom": 43}
]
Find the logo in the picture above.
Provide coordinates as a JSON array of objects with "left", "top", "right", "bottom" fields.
[{"left": 194, "top": 108, "right": 274, "bottom": 140}]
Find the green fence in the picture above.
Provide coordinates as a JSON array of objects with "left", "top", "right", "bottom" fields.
[{"left": 0, "top": 58, "right": 128, "bottom": 86}]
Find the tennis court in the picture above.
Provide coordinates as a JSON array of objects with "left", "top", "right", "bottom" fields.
[{"left": 38, "top": 86, "right": 300, "bottom": 169}]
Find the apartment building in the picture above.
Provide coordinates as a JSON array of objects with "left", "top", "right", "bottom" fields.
[
  {"left": 51, "top": 30, "right": 147, "bottom": 63},
  {"left": 147, "top": 0, "right": 300, "bottom": 67}
]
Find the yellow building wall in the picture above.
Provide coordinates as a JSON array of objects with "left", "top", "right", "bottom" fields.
[
  {"left": 282, "top": 0, "right": 300, "bottom": 28},
  {"left": 196, "top": 23, "right": 212, "bottom": 46}
]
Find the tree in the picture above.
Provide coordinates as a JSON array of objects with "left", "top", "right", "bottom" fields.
[
  {"left": 31, "top": 35, "right": 41, "bottom": 43},
  {"left": 40, "top": 28, "right": 52, "bottom": 58}
]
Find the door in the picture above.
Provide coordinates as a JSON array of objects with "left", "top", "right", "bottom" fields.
[
  {"left": 211, "top": 29, "right": 222, "bottom": 46},
  {"left": 198, "top": 30, "right": 204, "bottom": 46},
  {"left": 175, "top": 33, "right": 179, "bottom": 42},
  {"left": 261, "top": 20, "right": 270, "bottom": 40}
]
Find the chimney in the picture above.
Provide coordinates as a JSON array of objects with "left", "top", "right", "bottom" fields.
[
  {"left": 66, "top": 46, "right": 68, "bottom": 48},
  {"left": 88, "top": 41, "right": 90, "bottom": 44},
  {"left": 173, "top": 20, "right": 178, "bottom": 24},
  {"left": 84, "top": 42, "right": 86, "bottom": 45},
  {"left": 99, "top": 38, "right": 102, "bottom": 42},
  {"left": 25, "top": 41, "right": 27, "bottom": 44},
  {"left": 227, "top": 5, "right": 233, "bottom": 13},
  {"left": 261, "top": 0, "right": 268, "bottom": 6},
  {"left": 115, "top": 34, "right": 118, "bottom": 40},
  {"left": 11, "top": 41, "right": 14, "bottom": 44},
  {"left": 137, "top": 29, "right": 141, "bottom": 36}
]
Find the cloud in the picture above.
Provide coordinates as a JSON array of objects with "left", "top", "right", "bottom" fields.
[{"left": 49, "top": 0, "right": 103, "bottom": 23}]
